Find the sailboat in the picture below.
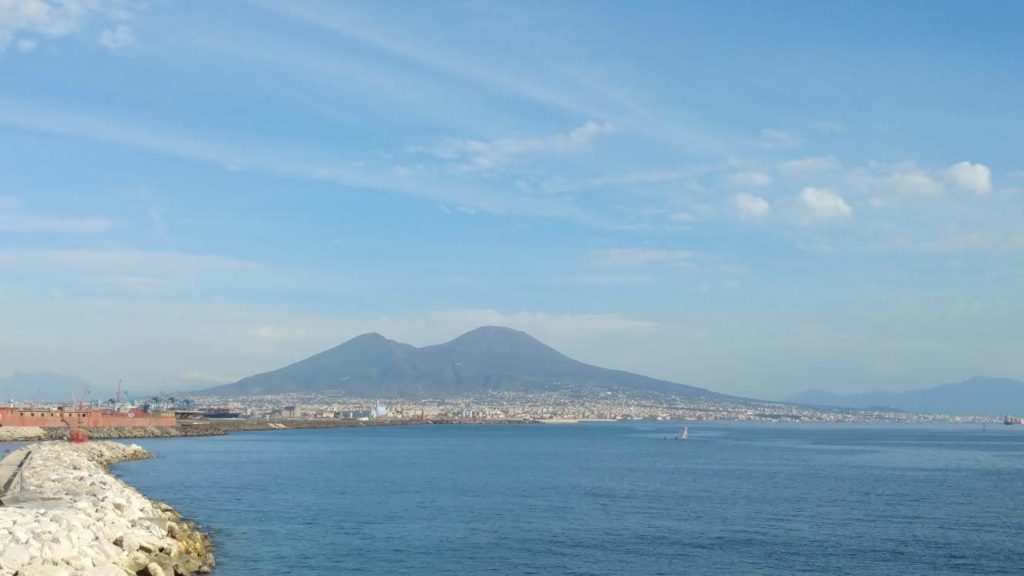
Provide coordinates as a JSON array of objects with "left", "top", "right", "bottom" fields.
[{"left": 675, "top": 426, "right": 688, "bottom": 440}]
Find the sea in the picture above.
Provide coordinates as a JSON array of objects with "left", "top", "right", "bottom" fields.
[{"left": 99, "top": 422, "right": 1024, "bottom": 575}]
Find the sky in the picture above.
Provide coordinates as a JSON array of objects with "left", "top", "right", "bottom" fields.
[{"left": 1, "top": 0, "right": 1023, "bottom": 400}]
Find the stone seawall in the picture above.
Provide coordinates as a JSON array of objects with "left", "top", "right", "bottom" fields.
[
  {"left": 0, "top": 427, "right": 47, "bottom": 442},
  {"left": 40, "top": 418, "right": 534, "bottom": 441},
  {"left": 0, "top": 441, "right": 214, "bottom": 575}
]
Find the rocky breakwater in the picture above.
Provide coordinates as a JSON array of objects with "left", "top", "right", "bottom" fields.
[
  {"left": 0, "top": 441, "right": 214, "bottom": 576},
  {"left": 0, "top": 427, "right": 46, "bottom": 442}
]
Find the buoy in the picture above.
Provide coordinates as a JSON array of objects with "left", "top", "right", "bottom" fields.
[{"left": 69, "top": 427, "right": 89, "bottom": 443}]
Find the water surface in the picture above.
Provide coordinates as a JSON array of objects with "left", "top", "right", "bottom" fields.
[{"left": 111, "top": 423, "right": 1024, "bottom": 575}]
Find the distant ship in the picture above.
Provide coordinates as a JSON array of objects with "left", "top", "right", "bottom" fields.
[
  {"left": 675, "top": 426, "right": 688, "bottom": 440},
  {"left": 1004, "top": 415, "right": 1023, "bottom": 426},
  {"left": 199, "top": 408, "right": 242, "bottom": 419}
]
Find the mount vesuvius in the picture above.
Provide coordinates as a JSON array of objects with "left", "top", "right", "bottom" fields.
[{"left": 196, "top": 326, "right": 731, "bottom": 400}]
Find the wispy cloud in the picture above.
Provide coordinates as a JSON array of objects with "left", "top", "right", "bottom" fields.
[
  {"left": 587, "top": 248, "right": 697, "bottom": 269},
  {"left": 778, "top": 155, "right": 842, "bottom": 177},
  {"left": 0, "top": 247, "right": 263, "bottom": 300},
  {"left": 421, "top": 121, "right": 615, "bottom": 171},
  {"left": 0, "top": 195, "right": 114, "bottom": 233},
  {"left": 0, "top": 248, "right": 257, "bottom": 273},
  {"left": 180, "top": 371, "right": 238, "bottom": 384},
  {"left": 0, "top": 100, "right": 247, "bottom": 167},
  {"left": 258, "top": 1, "right": 606, "bottom": 119},
  {"left": 0, "top": 100, "right": 597, "bottom": 222},
  {"left": 724, "top": 171, "right": 772, "bottom": 188},
  {"left": 97, "top": 23, "right": 134, "bottom": 50},
  {"left": 758, "top": 128, "right": 802, "bottom": 149}
]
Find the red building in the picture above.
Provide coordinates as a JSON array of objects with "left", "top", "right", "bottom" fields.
[{"left": 0, "top": 406, "right": 176, "bottom": 428}]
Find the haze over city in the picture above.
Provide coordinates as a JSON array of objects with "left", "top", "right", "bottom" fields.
[{"left": 2, "top": 0, "right": 1023, "bottom": 400}]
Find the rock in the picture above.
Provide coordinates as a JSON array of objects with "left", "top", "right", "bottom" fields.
[
  {"left": 0, "top": 441, "right": 213, "bottom": 576},
  {"left": 123, "top": 552, "right": 150, "bottom": 573},
  {"left": 147, "top": 553, "right": 175, "bottom": 576},
  {"left": 0, "top": 545, "right": 31, "bottom": 570},
  {"left": 13, "top": 564, "right": 71, "bottom": 576},
  {"left": 88, "top": 562, "right": 130, "bottom": 576},
  {"left": 0, "top": 426, "right": 45, "bottom": 441},
  {"left": 9, "top": 529, "right": 30, "bottom": 545},
  {"left": 175, "top": 555, "right": 203, "bottom": 575},
  {"left": 63, "top": 554, "right": 92, "bottom": 571},
  {"left": 119, "top": 535, "right": 140, "bottom": 553},
  {"left": 137, "top": 538, "right": 160, "bottom": 554}
]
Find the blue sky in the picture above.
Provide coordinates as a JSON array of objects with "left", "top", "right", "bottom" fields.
[{"left": 1, "top": 0, "right": 1022, "bottom": 399}]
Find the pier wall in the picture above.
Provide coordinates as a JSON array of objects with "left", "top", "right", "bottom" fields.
[{"left": 0, "top": 407, "right": 176, "bottom": 428}]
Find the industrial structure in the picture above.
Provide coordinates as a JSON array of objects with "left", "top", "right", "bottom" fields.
[{"left": 0, "top": 406, "right": 176, "bottom": 428}]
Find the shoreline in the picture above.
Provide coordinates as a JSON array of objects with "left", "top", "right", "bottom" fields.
[
  {"left": 35, "top": 418, "right": 535, "bottom": 441},
  {"left": 0, "top": 418, "right": 535, "bottom": 443},
  {"left": 1, "top": 416, "right": 1006, "bottom": 444},
  {"left": 0, "top": 441, "right": 214, "bottom": 575}
]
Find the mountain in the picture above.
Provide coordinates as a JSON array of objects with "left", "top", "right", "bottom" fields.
[
  {"left": 196, "top": 326, "right": 727, "bottom": 400},
  {"left": 0, "top": 372, "right": 107, "bottom": 403},
  {"left": 787, "top": 376, "right": 1024, "bottom": 416}
]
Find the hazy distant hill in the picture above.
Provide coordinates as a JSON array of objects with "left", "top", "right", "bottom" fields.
[
  {"left": 788, "top": 376, "right": 1024, "bottom": 416},
  {"left": 0, "top": 372, "right": 108, "bottom": 403},
  {"left": 197, "top": 326, "right": 729, "bottom": 400}
]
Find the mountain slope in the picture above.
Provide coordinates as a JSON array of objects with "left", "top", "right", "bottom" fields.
[
  {"left": 787, "top": 376, "right": 1024, "bottom": 416},
  {"left": 0, "top": 372, "right": 104, "bottom": 403},
  {"left": 197, "top": 326, "right": 724, "bottom": 399}
]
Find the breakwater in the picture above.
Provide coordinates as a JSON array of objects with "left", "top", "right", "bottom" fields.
[
  {"left": 37, "top": 418, "right": 533, "bottom": 441},
  {"left": 0, "top": 426, "right": 46, "bottom": 442},
  {"left": 0, "top": 441, "right": 213, "bottom": 575}
]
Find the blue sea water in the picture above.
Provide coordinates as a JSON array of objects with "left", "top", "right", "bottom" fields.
[{"left": 106, "top": 423, "right": 1024, "bottom": 575}]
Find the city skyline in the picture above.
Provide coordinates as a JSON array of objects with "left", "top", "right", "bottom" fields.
[{"left": 2, "top": 1, "right": 1023, "bottom": 398}]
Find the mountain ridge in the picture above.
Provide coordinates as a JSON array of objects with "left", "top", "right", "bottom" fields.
[
  {"left": 196, "top": 325, "right": 728, "bottom": 400},
  {"left": 787, "top": 376, "right": 1024, "bottom": 416}
]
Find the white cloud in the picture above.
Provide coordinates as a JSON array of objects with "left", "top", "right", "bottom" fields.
[
  {"left": 733, "top": 193, "right": 770, "bottom": 220},
  {"left": 724, "top": 171, "right": 772, "bottom": 188},
  {"left": 758, "top": 128, "right": 802, "bottom": 149},
  {"left": 15, "top": 37, "right": 36, "bottom": 51},
  {"left": 97, "top": 23, "right": 134, "bottom": 50},
  {"left": 587, "top": 248, "right": 695, "bottom": 268},
  {"left": 424, "top": 121, "right": 615, "bottom": 171},
  {"left": 778, "top": 155, "right": 842, "bottom": 177},
  {"left": 0, "top": 0, "right": 135, "bottom": 51},
  {"left": 884, "top": 166, "right": 943, "bottom": 195},
  {"left": 846, "top": 162, "right": 944, "bottom": 207},
  {"left": 945, "top": 161, "right": 992, "bottom": 195},
  {"left": 0, "top": 195, "right": 114, "bottom": 233},
  {"left": 791, "top": 187, "right": 853, "bottom": 224}
]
